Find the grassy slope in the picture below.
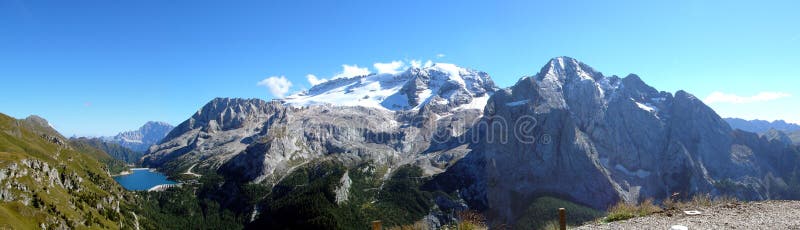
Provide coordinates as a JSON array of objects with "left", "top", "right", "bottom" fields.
[
  {"left": 70, "top": 137, "right": 143, "bottom": 165},
  {"left": 0, "top": 113, "right": 136, "bottom": 229},
  {"left": 69, "top": 138, "right": 129, "bottom": 174}
]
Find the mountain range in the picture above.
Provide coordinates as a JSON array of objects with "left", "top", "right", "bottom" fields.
[
  {"left": 725, "top": 118, "right": 800, "bottom": 145},
  {"left": 137, "top": 57, "right": 800, "bottom": 228},
  {"left": 725, "top": 118, "right": 800, "bottom": 134}
]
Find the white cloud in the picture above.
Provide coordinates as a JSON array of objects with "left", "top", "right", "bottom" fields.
[
  {"left": 704, "top": 91, "right": 791, "bottom": 104},
  {"left": 333, "top": 64, "right": 370, "bottom": 79},
  {"left": 436, "top": 53, "right": 446, "bottom": 58},
  {"left": 373, "top": 61, "right": 405, "bottom": 74},
  {"left": 257, "top": 76, "right": 293, "bottom": 98},
  {"left": 410, "top": 60, "right": 422, "bottom": 68},
  {"left": 306, "top": 74, "right": 327, "bottom": 85},
  {"left": 410, "top": 59, "right": 434, "bottom": 68}
]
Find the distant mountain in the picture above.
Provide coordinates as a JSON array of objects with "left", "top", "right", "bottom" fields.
[
  {"left": 725, "top": 118, "right": 800, "bottom": 133},
  {"left": 105, "top": 121, "right": 174, "bottom": 152},
  {"left": 70, "top": 137, "right": 143, "bottom": 164}
]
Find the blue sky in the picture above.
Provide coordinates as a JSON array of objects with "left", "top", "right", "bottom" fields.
[{"left": 1, "top": 0, "right": 798, "bottom": 136}]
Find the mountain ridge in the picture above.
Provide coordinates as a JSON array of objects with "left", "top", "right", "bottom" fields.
[{"left": 725, "top": 118, "right": 800, "bottom": 134}]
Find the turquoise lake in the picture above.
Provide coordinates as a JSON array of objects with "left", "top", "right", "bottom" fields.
[{"left": 113, "top": 168, "right": 176, "bottom": 191}]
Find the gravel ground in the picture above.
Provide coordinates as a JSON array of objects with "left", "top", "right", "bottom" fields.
[{"left": 574, "top": 200, "right": 800, "bottom": 229}]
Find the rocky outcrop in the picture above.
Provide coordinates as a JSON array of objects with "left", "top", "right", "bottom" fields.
[{"left": 334, "top": 171, "right": 352, "bottom": 205}]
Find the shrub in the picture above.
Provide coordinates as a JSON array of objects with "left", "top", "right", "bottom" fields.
[
  {"left": 456, "top": 210, "right": 487, "bottom": 229},
  {"left": 605, "top": 202, "right": 637, "bottom": 222},
  {"left": 387, "top": 220, "right": 430, "bottom": 230},
  {"left": 664, "top": 193, "right": 738, "bottom": 211},
  {"left": 606, "top": 199, "right": 661, "bottom": 222}
]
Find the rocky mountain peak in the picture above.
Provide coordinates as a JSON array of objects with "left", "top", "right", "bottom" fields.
[
  {"left": 536, "top": 56, "right": 603, "bottom": 83},
  {"left": 23, "top": 115, "right": 51, "bottom": 128},
  {"left": 18, "top": 115, "right": 64, "bottom": 141},
  {"left": 169, "top": 98, "right": 281, "bottom": 137}
]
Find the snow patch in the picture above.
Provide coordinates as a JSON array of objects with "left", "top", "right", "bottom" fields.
[
  {"left": 614, "top": 164, "right": 651, "bottom": 178},
  {"left": 505, "top": 100, "right": 529, "bottom": 107},
  {"left": 456, "top": 94, "right": 491, "bottom": 110},
  {"left": 635, "top": 102, "right": 657, "bottom": 113}
]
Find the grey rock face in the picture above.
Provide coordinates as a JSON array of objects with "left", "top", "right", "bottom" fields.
[{"left": 143, "top": 98, "right": 284, "bottom": 170}]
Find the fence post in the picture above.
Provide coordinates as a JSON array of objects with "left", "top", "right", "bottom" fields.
[
  {"left": 559, "top": 208, "right": 566, "bottom": 230},
  {"left": 372, "top": 220, "right": 382, "bottom": 230}
]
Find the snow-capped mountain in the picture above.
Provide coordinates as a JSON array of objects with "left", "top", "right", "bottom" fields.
[{"left": 284, "top": 63, "right": 497, "bottom": 113}]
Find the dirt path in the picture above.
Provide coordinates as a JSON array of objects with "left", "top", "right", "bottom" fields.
[
  {"left": 576, "top": 200, "right": 800, "bottom": 229},
  {"left": 131, "top": 212, "right": 140, "bottom": 230},
  {"left": 182, "top": 163, "right": 201, "bottom": 177}
]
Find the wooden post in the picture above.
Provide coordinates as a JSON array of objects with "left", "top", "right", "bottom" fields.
[
  {"left": 372, "top": 220, "right": 382, "bottom": 230},
  {"left": 558, "top": 208, "right": 566, "bottom": 230}
]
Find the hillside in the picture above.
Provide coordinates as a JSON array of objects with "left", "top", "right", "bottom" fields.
[{"left": 0, "top": 113, "right": 136, "bottom": 229}]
